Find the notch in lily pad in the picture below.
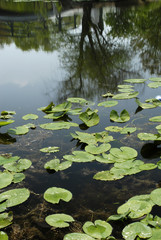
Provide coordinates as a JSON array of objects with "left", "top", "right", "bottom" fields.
[
  {"left": 110, "top": 109, "right": 130, "bottom": 123},
  {"left": 40, "top": 146, "right": 60, "bottom": 153},
  {"left": 79, "top": 108, "right": 100, "bottom": 127}
]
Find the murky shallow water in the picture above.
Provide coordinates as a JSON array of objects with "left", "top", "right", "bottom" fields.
[{"left": 0, "top": 0, "right": 161, "bottom": 239}]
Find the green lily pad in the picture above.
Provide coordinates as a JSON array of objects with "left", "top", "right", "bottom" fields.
[
  {"left": 122, "top": 222, "right": 152, "bottom": 240},
  {"left": 12, "top": 173, "right": 25, "bottom": 183},
  {"left": 71, "top": 131, "right": 97, "bottom": 145},
  {"left": 156, "top": 124, "right": 161, "bottom": 134},
  {"left": 0, "top": 231, "right": 8, "bottom": 240},
  {"left": 148, "top": 229, "right": 161, "bottom": 239},
  {"left": 49, "top": 102, "right": 72, "bottom": 113},
  {"left": 67, "top": 98, "right": 92, "bottom": 106},
  {"left": 45, "top": 213, "right": 74, "bottom": 228},
  {"left": 44, "top": 187, "right": 72, "bottom": 204},
  {"left": 149, "top": 77, "right": 161, "bottom": 82},
  {"left": 120, "top": 127, "right": 137, "bottom": 134},
  {"left": 117, "top": 200, "right": 152, "bottom": 219},
  {"left": 0, "top": 212, "right": 13, "bottom": 229},
  {"left": 38, "top": 102, "right": 54, "bottom": 113},
  {"left": 83, "top": 220, "right": 112, "bottom": 239},
  {"left": 1, "top": 111, "right": 16, "bottom": 116},
  {"left": 63, "top": 151, "right": 95, "bottom": 163},
  {"left": 124, "top": 79, "right": 147, "bottom": 83},
  {"left": 105, "top": 126, "right": 123, "bottom": 132},
  {"left": 102, "top": 92, "right": 114, "bottom": 98},
  {"left": 135, "top": 98, "right": 156, "bottom": 109},
  {"left": 79, "top": 108, "right": 99, "bottom": 127},
  {"left": 149, "top": 116, "right": 161, "bottom": 122},
  {"left": 44, "top": 159, "right": 72, "bottom": 171},
  {"left": 0, "top": 155, "right": 19, "bottom": 166},
  {"left": 110, "top": 109, "right": 130, "bottom": 123},
  {"left": 8, "top": 125, "right": 29, "bottom": 135},
  {"left": 110, "top": 147, "right": 137, "bottom": 160},
  {"left": 148, "top": 82, "right": 161, "bottom": 88},
  {"left": 68, "top": 108, "right": 82, "bottom": 115},
  {"left": 118, "top": 85, "right": 134, "bottom": 89},
  {"left": 93, "top": 170, "right": 124, "bottom": 181},
  {"left": 85, "top": 143, "right": 111, "bottom": 155},
  {"left": 22, "top": 114, "right": 38, "bottom": 120},
  {"left": 98, "top": 101, "right": 118, "bottom": 108},
  {"left": 0, "top": 120, "right": 14, "bottom": 127},
  {"left": 3, "top": 159, "right": 32, "bottom": 172},
  {"left": 112, "top": 92, "right": 139, "bottom": 100},
  {"left": 118, "top": 89, "right": 134, "bottom": 93},
  {"left": 64, "top": 233, "right": 95, "bottom": 240},
  {"left": 137, "top": 133, "right": 161, "bottom": 141},
  {"left": 0, "top": 188, "right": 30, "bottom": 212},
  {"left": 40, "top": 122, "right": 78, "bottom": 130},
  {"left": 139, "top": 163, "right": 157, "bottom": 171},
  {"left": 150, "top": 188, "right": 161, "bottom": 206},
  {"left": 114, "top": 159, "right": 143, "bottom": 170},
  {"left": 40, "top": 146, "right": 60, "bottom": 153},
  {"left": 0, "top": 172, "right": 13, "bottom": 189}
]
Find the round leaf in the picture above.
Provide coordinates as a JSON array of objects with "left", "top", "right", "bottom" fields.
[
  {"left": 85, "top": 143, "right": 111, "bottom": 154},
  {"left": 83, "top": 220, "right": 112, "bottom": 239},
  {"left": 150, "top": 188, "right": 161, "bottom": 206},
  {"left": 44, "top": 187, "right": 72, "bottom": 204},
  {"left": 124, "top": 79, "right": 147, "bottom": 83},
  {"left": 63, "top": 151, "right": 95, "bottom": 163},
  {"left": 22, "top": 114, "right": 38, "bottom": 120},
  {"left": 40, "top": 122, "right": 78, "bottom": 130},
  {"left": 0, "top": 231, "right": 8, "bottom": 240},
  {"left": 0, "top": 172, "right": 13, "bottom": 189},
  {"left": 98, "top": 101, "right": 118, "bottom": 108},
  {"left": 3, "top": 159, "right": 32, "bottom": 172},
  {"left": 0, "top": 212, "right": 13, "bottom": 229},
  {"left": 110, "top": 147, "right": 137, "bottom": 160},
  {"left": 45, "top": 214, "right": 74, "bottom": 228},
  {"left": 64, "top": 233, "right": 95, "bottom": 240},
  {"left": 122, "top": 222, "right": 152, "bottom": 240}
]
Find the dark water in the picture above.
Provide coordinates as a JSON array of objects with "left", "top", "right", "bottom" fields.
[{"left": 0, "top": 0, "right": 161, "bottom": 239}]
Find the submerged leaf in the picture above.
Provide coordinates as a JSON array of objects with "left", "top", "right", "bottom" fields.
[
  {"left": 44, "top": 187, "right": 72, "bottom": 204},
  {"left": 45, "top": 214, "right": 74, "bottom": 228}
]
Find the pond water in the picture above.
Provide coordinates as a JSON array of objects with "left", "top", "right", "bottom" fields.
[{"left": 0, "top": 0, "right": 161, "bottom": 239}]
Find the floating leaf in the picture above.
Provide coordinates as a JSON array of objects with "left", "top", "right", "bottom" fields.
[
  {"left": 79, "top": 108, "right": 99, "bottom": 127},
  {"left": 102, "top": 92, "right": 114, "bottom": 98},
  {"left": 137, "top": 133, "right": 161, "bottom": 141},
  {"left": 118, "top": 89, "right": 134, "bottom": 93},
  {"left": 135, "top": 98, "right": 156, "bottom": 109},
  {"left": 44, "top": 187, "right": 72, "bottom": 204},
  {"left": 110, "top": 109, "right": 130, "bottom": 123},
  {"left": 0, "top": 231, "right": 8, "bottom": 240},
  {"left": 0, "top": 155, "right": 19, "bottom": 166},
  {"left": 105, "top": 126, "right": 122, "bottom": 132},
  {"left": 1, "top": 111, "right": 15, "bottom": 116},
  {"left": 12, "top": 173, "right": 25, "bottom": 183},
  {"left": 120, "top": 127, "right": 136, "bottom": 134},
  {"left": 85, "top": 143, "right": 111, "bottom": 154},
  {"left": 8, "top": 125, "right": 29, "bottom": 135},
  {"left": 93, "top": 170, "right": 124, "bottom": 181},
  {"left": 0, "top": 212, "right": 13, "bottom": 229},
  {"left": 40, "top": 146, "right": 60, "bottom": 153},
  {"left": 148, "top": 82, "right": 161, "bottom": 88},
  {"left": 0, "top": 120, "right": 14, "bottom": 127},
  {"left": 148, "top": 229, "right": 161, "bottom": 240},
  {"left": 3, "top": 159, "right": 32, "bottom": 173},
  {"left": 150, "top": 188, "right": 161, "bottom": 206},
  {"left": 22, "top": 114, "right": 38, "bottom": 120},
  {"left": 40, "top": 122, "right": 78, "bottom": 130},
  {"left": 118, "top": 85, "right": 134, "bottom": 89},
  {"left": 117, "top": 200, "right": 152, "bottom": 219},
  {"left": 0, "top": 188, "right": 30, "bottom": 212},
  {"left": 71, "top": 131, "right": 97, "bottom": 145},
  {"left": 149, "top": 116, "right": 161, "bottom": 122},
  {"left": 149, "top": 77, "right": 161, "bottom": 82},
  {"left": 83, "top": 220, "right": 112, "bottom": 239},
  {"left": 68, "top": 108, "right": 82, "bottom": 115},
  {"left": 49, "top": 102, "right": 72, "bottom": 113},
  {"left": 44, "top": 159, "right": 72, "bottom": 171},
  {"left": 0, "top": 172, "right": 13, "bottom": 189},
  {"left": 98, "top": 101, "right": 118, "bottom": 108},
  {"left": 45, "top": 214, "right": 74, "bottom": 228},
  {"left": 122, "top": 222, "right": 152, "bottom": 240},
  {"left": 67, "top": 98, "right": 92, "bottom": 105},
  {"left": 139, "top": 163, "right": 157, "bottom": 171},
  {"left": 124, "top": 79, "right": 147, "bottom": 83},
  {"left": 112, "top": 92, "right": 139, "bottom": 100},
  {"left": 110, "top": 147, "right": 137, "bottom": 160},
  {"left": 63, "top": 151, "right": 95, "bottom": 163},
  {"left": 38, "top": 102, "right": 54, "bottom": 113},
  {"left": 64, "top": 233, "right": 95, "bottom": 240}
]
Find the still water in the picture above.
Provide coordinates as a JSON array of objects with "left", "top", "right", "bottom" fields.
[{"left": 0, "top": 0, "right": 161, "bottom": 239}]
